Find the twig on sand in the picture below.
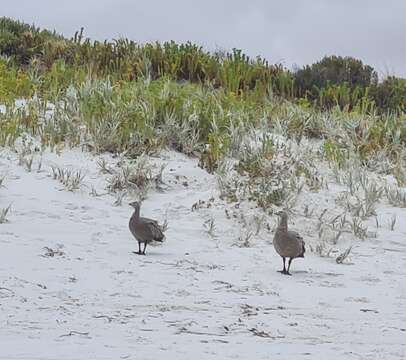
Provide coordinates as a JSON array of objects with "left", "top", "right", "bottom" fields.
[
  {"left": 60, "top": 331, "right": 90, "bottom": 338},
  {"left": 93, "top": 315, "right": 114, "bottom": 322},
  {"left": 336, "top": 246, "right": 353, "bottom": 264},
  {"left": 360, "top": 308, "right": 379, "bottom": 314},
  {"left": 0, "top": 287, "right": 13, "bottom": 292},
  {"left": 249, "top": 328, "right": 285, "bottom": 339},
  {"left": 176, "top": 327, "right": 227, "bottom": 337},
  {"left": 0, "top": 287, "right": 15, "bottom": 297},
  {"left": 42, "top": 246, "right": 65, "bottom": 257}
]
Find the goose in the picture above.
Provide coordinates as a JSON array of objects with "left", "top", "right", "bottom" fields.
[
  {"left": 273, "top": 211, "right": 305, "bottom": 275},
  {"left": 129, "top": 201, "right": 165, "bottom": 255}
]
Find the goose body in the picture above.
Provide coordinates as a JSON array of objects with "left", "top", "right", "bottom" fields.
[
  {"left": 273, "top": 211, "right": 305, "bottom": 275},
  {"left": 129, "top": 201, "right": 165, "bottom": 255}
]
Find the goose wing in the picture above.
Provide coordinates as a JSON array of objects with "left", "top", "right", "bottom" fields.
[
  {"left": 287, "top": 230, "right": 303, "bottom": 242},
  {"left": 141, "top": 219, "right": 165, "bottom": 242},
  {"left": 140, "top": 216, "right": 158, "bottom": 226},
  {"left": 141, "top": 217, "right": 166, "bottom": 236},
  {"left": 287, "top": 230, "right": 305, "bottom": 257},
  {"left": 274, "top": 230, "right": 305, "bottom": 258}
]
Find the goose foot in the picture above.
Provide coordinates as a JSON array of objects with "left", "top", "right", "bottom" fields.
[{"left": 132, "top": 251, "right": 145, "bottom": 256}]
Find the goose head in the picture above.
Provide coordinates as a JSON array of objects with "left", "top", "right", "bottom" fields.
[{"left": 129, "top": 201, "right": 141, "bottom": 210}]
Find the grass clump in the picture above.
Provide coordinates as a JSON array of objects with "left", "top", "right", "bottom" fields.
[
  {"left": 50, "top": 166, "right": 85, "bottom": 191},
  {"left": 385, "top": 185, "right": 406, "bottom": 208},
  {"left": 0, "top": 204, "right": 11, "bottom": 223}
]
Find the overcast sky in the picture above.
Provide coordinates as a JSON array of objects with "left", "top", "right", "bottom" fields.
[{"left": 3, "top": 0, "right": 406, "bottom": 77}]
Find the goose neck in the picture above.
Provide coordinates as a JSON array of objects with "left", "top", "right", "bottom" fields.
[
  {"left": 277, "top": 216, "right": 288, "bottom": 232},
  {"left": 132, "top": 207, "right": 140, "bottom": 220}
]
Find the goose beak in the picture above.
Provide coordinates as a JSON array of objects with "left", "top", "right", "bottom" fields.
[{"left": 129, "top": 201, "right": 140, "bottom": 208}]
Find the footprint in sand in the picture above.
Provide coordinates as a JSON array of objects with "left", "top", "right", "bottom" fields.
[
  {"left": 65, "top": 203, "right": 78, "bottom": 211},
  {"left": 357, "top": 276, "right": 381, "bottom": 284},
  {"left": 319, "top": 281, "right": 345, "bottom": 288},
  {"left": 91, "top": 232, "right": 103, "bottom": 242},
  {"left": 345, "top": 297, "right": 370, "bottom": 303},
  {"left": 80, "top": 215, "right": 95, "bottom": 222}
]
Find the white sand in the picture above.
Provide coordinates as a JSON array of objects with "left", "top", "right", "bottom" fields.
[{"left": 0, "top": 147, "right": 405, "bottom": 360}]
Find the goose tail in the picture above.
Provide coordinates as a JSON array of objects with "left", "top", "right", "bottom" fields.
[{"left": 299, "top": 241, "right": 306, "bottom": 257}]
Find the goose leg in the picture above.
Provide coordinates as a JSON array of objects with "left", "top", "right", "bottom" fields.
[
  {"left": 278, "top": 257, "right": 287, "bottom": 274},
  {"left": 286, "top": 258, "right": 293, "bottom": 275},
  {"left": 133, "top": 242, "right": 143, "bottom": 255},
  {"left": 141, "top": 242, "right": 147, "bottom": 255}
]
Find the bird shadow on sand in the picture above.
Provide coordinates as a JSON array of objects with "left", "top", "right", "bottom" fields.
[
  {"left": 275, "top": 270, "right": 310, "bottom": 278},
  {"left": 130, "top": 251, "right": 173, "bottom": 257},
  {"left": 277, "top": 270, "right": 345, "bottom": 280}
]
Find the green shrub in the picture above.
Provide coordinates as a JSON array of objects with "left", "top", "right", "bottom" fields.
[
  {"left": 294, "top": 56, "right": 378, "bottom": 110},
  {"left": 372, "top": 77, "right": 406, "bottom": 113},
  {"left": 0, "top": 59, "right": 34, "bottom": 102}
]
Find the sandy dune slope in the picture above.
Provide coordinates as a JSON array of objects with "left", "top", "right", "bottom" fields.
[{"left": 0, "top": 149, "right": 405, "bottom": 360}]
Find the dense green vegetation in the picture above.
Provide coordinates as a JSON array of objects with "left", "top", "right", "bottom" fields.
[
  {"left": 1, "top": 16, "right": 406, "bottom": 238},
  {"left": 1, "top": 17, "right": 405, "bottom": 113},
  {"left": 0, "top": 17, "right": 405, "bottom": 181}
]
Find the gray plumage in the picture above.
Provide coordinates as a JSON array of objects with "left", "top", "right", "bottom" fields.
[
  {"left": 273, "top": 211, "right": 305, "bottom": 275},
  {"left": 129, "top": 201, "right": 165, "bottom": 255}
]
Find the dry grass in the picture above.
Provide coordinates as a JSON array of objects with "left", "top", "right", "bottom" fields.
[
  {"left": 50, "top": 166, "right": 85, "bottom": 191},
  {"left": 0, "top": 204, "right": 12, "bottom": 224}
]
